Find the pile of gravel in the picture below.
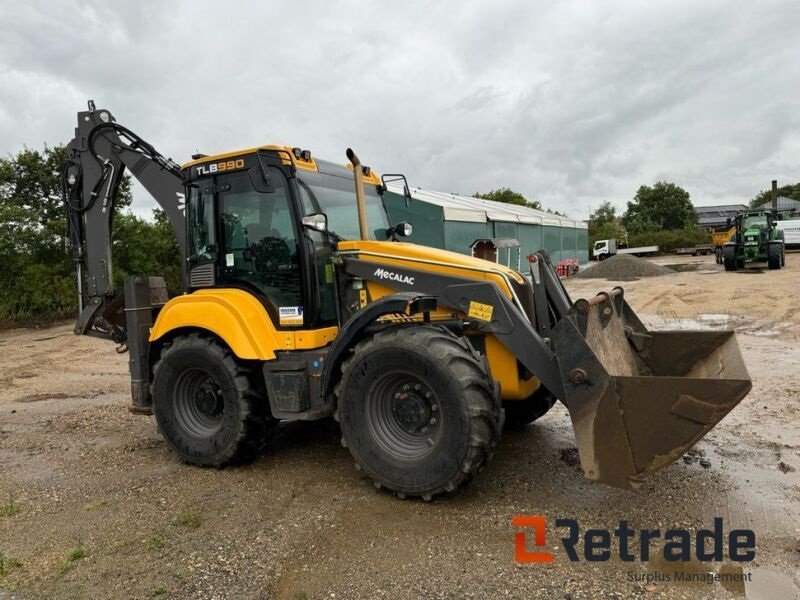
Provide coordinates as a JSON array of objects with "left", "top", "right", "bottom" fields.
[{"left": 575, "top": 254, "right": 674, "bottom": 280}]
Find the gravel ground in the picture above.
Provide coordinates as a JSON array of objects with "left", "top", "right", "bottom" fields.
[
  {"left": 574, "top": 254, "right": 674, "bottom": 279},
  {"left": 0, "top": 253, "right": 799, "bottom": 599}
]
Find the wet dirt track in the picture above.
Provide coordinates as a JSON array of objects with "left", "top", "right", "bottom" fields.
[{"left": 0, "top": 253, "right": 799, "bottom": 599}]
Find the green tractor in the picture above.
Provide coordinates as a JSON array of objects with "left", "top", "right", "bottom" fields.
[{"left": 723, "top": 210, "right": 785, "bottom": 271}]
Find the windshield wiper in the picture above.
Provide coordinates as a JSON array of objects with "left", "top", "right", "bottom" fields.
[{"left": 326, "top": 229, "right": 345, "bottom": 243}]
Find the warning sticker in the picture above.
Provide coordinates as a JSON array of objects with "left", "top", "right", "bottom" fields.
[
  {"left": 279, "top": 306, "right": 304, "bottom": 326},
  {"left": 467, "top": 300, "right": 494, "bottom": 322}
]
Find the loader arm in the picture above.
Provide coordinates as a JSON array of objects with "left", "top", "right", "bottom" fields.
[{"left": 62, "top": 101, "right": 187, "bottom": 341}]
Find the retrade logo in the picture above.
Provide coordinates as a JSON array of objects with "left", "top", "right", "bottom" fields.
[
  {"left": 512, "top": 516, "right": 554, "bottom": 563},
  {"left": 513, "top": 517, "right": 755, "bottom": 564}
]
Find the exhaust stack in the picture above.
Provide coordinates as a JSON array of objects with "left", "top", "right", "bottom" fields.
[{"left": 346, "top": 148, "right": 369, "bottom": 240}]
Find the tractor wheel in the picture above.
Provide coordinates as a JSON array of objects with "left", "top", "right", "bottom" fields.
[
  {"left": 768, "top": 244, "right": 782, "bottom": 270},
  {"left": 722, "top": 246, "right": 737, "bottom": 271},
  {"left": 502, "top": 386, "right": 557, "bottom": 430},
  {"left": 152, "top": 333, "right": 274, "bottom": 467},
  {"left": 715, "top": 247, "right": 722, "bottom": 264},
  {"left": 336, "top": 326, "right": 502, "bottom": 500}
]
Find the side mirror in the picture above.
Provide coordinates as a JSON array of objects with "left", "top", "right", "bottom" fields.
[
  {"left": 726, "top": 217, "right": 732, "bottom": 227},
  {"left": 301, "top": 213, "right": 328, "bottom": 232},
  {"left": 389, "top": 221, "right": 413, "bottom": 239}
]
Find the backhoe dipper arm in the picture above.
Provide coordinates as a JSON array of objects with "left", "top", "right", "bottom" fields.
[{"left": 63, "top": 102, "right": 186, "bottom": 340}]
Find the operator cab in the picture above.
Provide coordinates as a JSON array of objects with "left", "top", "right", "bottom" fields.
[{"left": 182, "top": 146, "right": 390, "bottom": 330}]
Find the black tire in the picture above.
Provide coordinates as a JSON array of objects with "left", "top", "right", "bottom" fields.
[
  {"left": 723, "top": 246, "right": 737, "bottom": 271},
  {"left": 715, "top": 248, "right": 722, "bottom": 264},
  {"left": 152, "top": 333, "right": 274, "bottom": 467},
  {"left": 336, "top": 326, "right": 502, "bottom": 500},
  {"left": 503, "top": 386, "right": 557, "bottom": 430},
  {"left": 768, "top": 244, "right": 782, "bottom": 270}
]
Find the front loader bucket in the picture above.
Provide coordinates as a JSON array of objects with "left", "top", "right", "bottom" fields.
[{"left": 551, "top": 288, "right": 751, "bottom": 490}]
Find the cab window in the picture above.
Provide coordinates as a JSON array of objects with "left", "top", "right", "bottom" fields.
[
  {"left": 218, "top": 168, "right": 303, "bottom": 316},
  {"left": 187, "top": 183, "right": 216, "bottom": 264}
]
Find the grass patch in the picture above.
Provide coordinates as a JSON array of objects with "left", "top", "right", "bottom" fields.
[
  {"left": 146, "top": 534, "right": 166, "bottom": 551},
  {"left": 0, "top": 497, "right": 19, "bottom": 517},
  {"left": 58, "top": 546, "right": 86, "bottom": 573},
  {"left": 152, "top": 585, "right": 168, "bottom": 596},
  {"left": 83, "top": 499, "right": 109, "bottom": 511},
  {"left": 174, "top": 511, "right": 202, "bottom": 529},
  {"left": 0, "top": 551, "right": 23, "bottom": 576}
]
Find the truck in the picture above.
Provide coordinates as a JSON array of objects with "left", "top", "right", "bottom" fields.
[
  {"left": 776, "top": 218, "right": 800, "bottom": 249},
  {"left": 591, "top": 239, "right": 659, "bottom": 261},
  {"left": 60, "top": 102, "right": 751, "bottom": 498},
  {"left": 675, "top": 244, "right": 714, "bottom": 256},
  {"left": 711, "top": 226, "right": 736, "bottom": 264}
]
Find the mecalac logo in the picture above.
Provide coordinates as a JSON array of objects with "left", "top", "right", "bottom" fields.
[
  {"left": 373, "top": 267, "right": 415, "bottom": 286},
  {"left": 513, "top": 517, "right": 756, "bottom": 563}
]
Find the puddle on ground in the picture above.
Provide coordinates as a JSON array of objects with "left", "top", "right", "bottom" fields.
[
  {"left": 745, "top": 569, "right": 800, "bottom": 599},
  {"left": 646, "top": 555, "right": 800, "bottom": 598},
  {"left": 663, "top": 263, "right": 700, "bottom": 272},
  {"left": 15, "top": 392, "right": 70, "bottom": 403}
]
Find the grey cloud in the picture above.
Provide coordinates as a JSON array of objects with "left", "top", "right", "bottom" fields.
[{"left": 1, "top": 0, "right": 798, "bottom": 220}]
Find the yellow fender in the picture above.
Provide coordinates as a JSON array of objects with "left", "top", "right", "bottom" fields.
[
  {"left": 149, "top": 289, "right": 281, "bottom": 359},
  {"left": 149, "top": 289, "right": 339, "bottom": 358}
]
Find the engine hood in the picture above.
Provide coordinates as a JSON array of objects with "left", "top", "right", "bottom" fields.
[{"left": 335, "top": 240, "right": 526, "bottom": 284}]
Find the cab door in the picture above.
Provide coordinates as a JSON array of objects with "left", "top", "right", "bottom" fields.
[{"left": 215, "top": 165, "right": 307, "bottom": 328}]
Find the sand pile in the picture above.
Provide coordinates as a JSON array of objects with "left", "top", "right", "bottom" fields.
[{"left": 575, "top": 254, "right": 673, "bottom": 279}]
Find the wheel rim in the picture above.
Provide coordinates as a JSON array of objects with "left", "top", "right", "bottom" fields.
[
  {"left": 366, "top": 371, "right": 442, "bottom": 460},
  {"left": 173, "top": 368, "right": 225, "bottom": 438}
]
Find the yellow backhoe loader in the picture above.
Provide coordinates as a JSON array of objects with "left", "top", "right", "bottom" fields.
[{"left": 62, "top": 102, "right": 751, "bottom": 499}]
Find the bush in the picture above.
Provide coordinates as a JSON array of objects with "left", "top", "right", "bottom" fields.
[
  {"left": 627, "top": 228, "right": 712, "bottom": 253},
  {"left": 0, "top": 145, "right": 182, "bottom": 327},
  {"left": 0, "top": 210, "right": 180, "bottom": 327}
]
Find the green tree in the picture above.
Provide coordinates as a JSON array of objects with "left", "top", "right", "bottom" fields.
[
  {"left": 0, "top": 145, "right": 91, "bottom": 321},
  {"left": 622, "top": 181, "right": 696, "bottom": 234},
  {"left": 589, "top": 201, "right": 618, "bottom": 227},
  {"left": 113, "top": 209, "right": 181, "bottom": 294},
  {"left": 0, "top": 144, "right": 176, "bottom": 325},
  {"left": 474, "top": 188, "right": 542, "bottom": 210},
  {"left": 545, "top": 207, "right": 567, "bottom": 217},
  {"left": 749, "top": 183, "right": 800, "bottom": 208},
  {"left": 586, "top": 201, "right": 627, "bottom": 251}
]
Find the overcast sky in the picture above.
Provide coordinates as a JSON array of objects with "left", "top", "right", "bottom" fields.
[{"left": 1, "top": 0, "right": 799, "bottom": 219}]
